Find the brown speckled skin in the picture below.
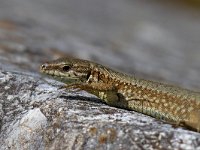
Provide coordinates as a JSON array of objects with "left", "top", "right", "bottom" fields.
[{"left": 40, "top": 57, "right": 200, "bottom": 132}]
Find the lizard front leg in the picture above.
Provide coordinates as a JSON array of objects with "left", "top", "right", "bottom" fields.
[{"left": 63, "top": 82, "right": 129, "bottom": 108}]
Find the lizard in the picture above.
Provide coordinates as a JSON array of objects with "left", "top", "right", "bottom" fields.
[{"left": 40, "top": 57, "right": 200, "bottom": 132}]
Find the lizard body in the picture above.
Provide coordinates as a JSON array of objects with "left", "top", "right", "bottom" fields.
[{"left": 40, "top": 57, "right": 200, "bottom": 131}]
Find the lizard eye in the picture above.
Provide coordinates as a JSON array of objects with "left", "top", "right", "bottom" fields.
[{"left": 62, "top": 65, "right": 71, "bottom": 72}]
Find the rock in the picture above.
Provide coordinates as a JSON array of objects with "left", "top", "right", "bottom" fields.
[{"left": 0, "top": 68, "right": 200, "bottom": 149}]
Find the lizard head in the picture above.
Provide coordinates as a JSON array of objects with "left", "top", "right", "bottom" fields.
[{"left": 40, "top": 57, "right": 92, "bottom": 84}]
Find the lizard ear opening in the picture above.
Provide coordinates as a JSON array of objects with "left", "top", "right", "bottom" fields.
[{"left": 62, "top": 65, "right": 71, "bottom": 72}]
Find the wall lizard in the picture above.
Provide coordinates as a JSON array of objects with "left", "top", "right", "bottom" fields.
[{"left": 40, "top": 57, "right": 200, "bottom": 132}]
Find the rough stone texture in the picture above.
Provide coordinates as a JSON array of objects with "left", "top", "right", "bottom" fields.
[{"left": 1, "top": 0, "right": 200, "bottom": 149}]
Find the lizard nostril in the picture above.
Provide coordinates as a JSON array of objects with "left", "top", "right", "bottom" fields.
[{"left": 40, "top": 63, "right": 48, "bottom": 70}]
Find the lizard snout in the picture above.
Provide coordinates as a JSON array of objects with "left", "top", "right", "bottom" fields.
[{"left": 40, "top": 63, "right": 48, "bottom": 70}]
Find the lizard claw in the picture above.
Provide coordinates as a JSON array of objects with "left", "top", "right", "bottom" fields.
[{"left": 58, "top": 85, "right": 67, "bottom": 90}]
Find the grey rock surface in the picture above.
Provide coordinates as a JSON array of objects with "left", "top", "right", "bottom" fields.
[{"left": 0, "top": 0, "right": 200, "bottom": 149}]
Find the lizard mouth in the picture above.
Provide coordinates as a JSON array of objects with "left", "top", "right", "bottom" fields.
[{"left": 40, "top": 69, "right": 80, "bottom": 83}]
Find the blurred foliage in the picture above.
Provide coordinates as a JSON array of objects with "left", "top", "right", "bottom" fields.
[
  {"left": 155, "top": 0, "right": 200, "bottom": 10},
  {"left": 174, "top": 0, "right": 200, "bottom": 9}
]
